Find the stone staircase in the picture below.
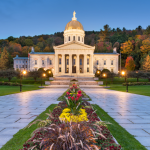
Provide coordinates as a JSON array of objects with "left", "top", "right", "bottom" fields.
[{"left": 44, "top": 76, "right": 103, "bottom": 88}]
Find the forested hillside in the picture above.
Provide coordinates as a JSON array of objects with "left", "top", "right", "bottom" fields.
[{"left": 0, "top": 24, "right": 150, "bottom": 70}]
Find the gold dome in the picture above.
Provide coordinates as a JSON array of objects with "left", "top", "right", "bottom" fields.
[{"left": 65, "top": 20, "right": 84, "bottom": 30}]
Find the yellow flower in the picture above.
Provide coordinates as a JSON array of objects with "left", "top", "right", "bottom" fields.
[{"left": 59, "top": 108, "right": 88, "bottom": 123}]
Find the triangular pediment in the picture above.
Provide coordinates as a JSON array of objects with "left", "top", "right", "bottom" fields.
[{"left": 53, "top": 41, "right": 95, "bottom": 50}]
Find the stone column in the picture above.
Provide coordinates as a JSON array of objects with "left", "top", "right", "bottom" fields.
[
  {"left": 69, "top": 54, "right": 72, "bottom": 74},
  {"left": 62, "top": 54, "right": 65, "bottom": 74},
  {"left": 55, "top": 54, "right": 58, "bottom": 74},
  {"left": 84, "top": 54, "right": 87, "bottom": 74},
  {"left": 76, "top": 54, "right": 79, "bottom": 74},
  {"left": 90, "top": 54, "right": 93, "bottom": 74}
]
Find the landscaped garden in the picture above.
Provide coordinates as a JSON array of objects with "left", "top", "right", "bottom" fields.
[{"left": 1, "top": 83, "right": 147, "bottom": 150}]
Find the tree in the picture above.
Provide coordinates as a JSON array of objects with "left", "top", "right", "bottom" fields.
[
  {"left": 34, "top": 46, "right": 41, "bottom": 52},
  {"left": 121, "top": 40, "right": 133, "bottom": 55},
  {"left": 2, "top": 69, "right": 17, "bottom": 81},
  {"left": 99, "top": 24, "right": 111, "bottom": 42},
  {"left": 142, "top": 55, "right": 150, "bottom": 71},
  {"left": 140, "top": 38, "right": 150, "bottom": 54},
  {"left": 29, "top": 71, "right": 41, "bottom": 81},
  {"left": 125, "top": 56, "right": 135, "bottom": 71},
  {"left": 43, "top": 46, "right": 50, "bottom": 52},
  {"left": 144, "top": 25, "right": 150, "bottom": 35},
  {"left": 25, "top": 39, "right": 33, "bottom": 46},
  {"left": 0, "top": 47, "right": 9, "bottom": 70}
]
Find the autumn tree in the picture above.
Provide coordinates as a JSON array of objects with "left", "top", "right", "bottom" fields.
[
  {"left": 99, "top": 24, "right": 111, "bottom": 42},
  {"left": 43, "top": 46, "right": 51, "bottom": 52},
  {"left": 34, "top": 46, "right": 41, "bottom": 52},
  {"left": 142, "top": 55, "right": 150, "bottom": 71},
  {"left": 121, "top": 40, "right": 133, "bottom": 55},
  {"left": 125, "top": 56, "right": 135, "bottom": 71},
  {"left": 140, "top": 38, "right": 150, "bottom": 54},
  {"left": 0, "top": 47, "right": 9, "bottom": 69}
]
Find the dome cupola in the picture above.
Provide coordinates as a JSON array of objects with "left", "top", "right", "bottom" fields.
[{"left": 64, "top": 11, "right": 85, "bottom": 44}]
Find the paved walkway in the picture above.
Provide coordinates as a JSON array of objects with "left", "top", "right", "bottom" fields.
[
  {"left": 0, "top": 88, "right": 67, "bottom": 148},
  {"left": 81, "top": 88, "right": 150, "bottom": 150}
]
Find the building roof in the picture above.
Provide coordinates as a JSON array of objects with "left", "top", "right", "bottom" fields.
[
  {"left": 29, "top": 52, "right": 55, "bottom": 55},
  {"left": 13, "top": 57, "right": 28, "bottom": 60},
  {"left": 94, "top": 53, "right": 119, "bottom": 55}
]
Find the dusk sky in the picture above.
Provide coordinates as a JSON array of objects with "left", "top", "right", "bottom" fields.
[{"left": 0, "top": 0, "right": 150, "bottom": 39}]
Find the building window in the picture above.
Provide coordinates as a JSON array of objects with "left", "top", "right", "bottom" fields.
[
  {"left": 35, "top": 60, "right": 37, "bottom": 65},
  {"left": 16, "top": 65, "right": 18, "bottom": 68},
  {"left": 68, "top": 36, "right": 70, "bottom": 41},
  {"left": 22, "top": 65, "right": 24, "bottom": 68},
  {"left": 26, "top": 61, "right": 27, "bottom": 63},
  {"left": 80, "top": 59, "right": 82, "bottom": 65},
  {"left": 20, "top": 61, "right": 21, "bottom": 63},
  {"left": 19, "top": 65, "right": 21, "bottom": 68},
  {"left": 104, "top": 60, "right": 106, "bottom": 65},
  {"left": 42, "top": 60, "right": 44, "bottom": 65},
  {"left": 111, "top": 60, "right": 113, "bottom": 65},
  {"left": 67, "top": 59, "right": 69, "bottom": 65},
  {"left": 26, "top": 65, "right": 27, "bottom": 68},
  {"left": 73, "top": 36, "right": 75, "bottom": 41},
  {"left": 59, "top": 67, "right": 61, "bottom": 72},
  {"left": 87, "top": 58, "right": 89, "bottom": 65},
  {"left": 78, "top": 36, "right": 80, "bottom": 41},
  {"left": 59, "top": 58, "right": 61, "bottom": 64},
  {"left": 35, "top": 68, "right": 37, "bottom": 71},
  {"left": 82, "top": 38, "right": 83, "bottom": 42},
  {"left": 50, "top": 59, "right": 52, "bottom": 65},
  {"left": 87, "top": 68, "right": 89, "bottom": 72},
  {"left": 111, "top": 69, "right": 113, "bottom": 72},
  {"left": 73, "top": 59, "right": 75, "bottom": 65},
  {"left": 23, "top": 60, "right": 24, "bottom": 63},
  {"left": 96, "top": 60, "right": 99, "bottom": 65},
  {"left": 66, "top": 68, "right": 69, "bottom": 73},
  {"left": 16, "top": 60, "right": 18, "bottom": 63}
]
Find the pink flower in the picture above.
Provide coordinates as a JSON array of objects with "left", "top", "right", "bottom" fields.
[
  {"left": 68, "top": 96, "right": 71, "bottom": 99},
  {"left": 66, "top": 92, "right": 70, "bottom": 95},
  {"left": 77, "top": 94, "right": 82, "bottom": 98},
  {"left": 71, "top": 97, "right": 74, "bottom": 101},
  {"left": 78, "top": 91, "right": 81, "bottom": 94}
]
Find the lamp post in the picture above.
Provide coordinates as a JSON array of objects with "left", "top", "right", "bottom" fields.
[
  {"left": 41, "top": 73, "right": 46, "bottom": 87},
  {"left": 122, "top": 71, "right": 128, "bottom": 92},
  {"left": 103, "top": 73, "right": 107, "bottom": 87},
  {"left": 20, "top": 70, "right": 27, "bottom": 92}
]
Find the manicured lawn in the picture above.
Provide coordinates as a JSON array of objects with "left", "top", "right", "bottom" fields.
[
  {"left": 0, "top": 84, "right": 41, "bottom": 96},
  {"left": 93, "top": 104, "right": 147, "bottom": 150},
  {"left": 1, "top": 104, "right": 57, "bottom": 150},
  {"left": 108, "top": 84, "right": 150, "bottom": 96}
]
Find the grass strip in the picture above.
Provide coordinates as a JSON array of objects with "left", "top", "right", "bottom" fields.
[
  {"left": 93, "top": 104, "right": 147, "bottom": 150},
  {"left": 1, "top": 104, "right": 57, "bottom": 150},
  {"left": 108, "top": 84, "right": 150, "bottom": 97},
  {"left": 0, "top": 84, "right": 41, "bottom": 96}
]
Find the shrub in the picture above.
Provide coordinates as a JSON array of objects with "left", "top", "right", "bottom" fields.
[{"left": 122, "top": 82, "right": 150, "bottom": 86}]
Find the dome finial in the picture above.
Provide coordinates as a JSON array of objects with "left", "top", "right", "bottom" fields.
[{"left": 72, "top": 11, "right": 77, "bottom": 20}]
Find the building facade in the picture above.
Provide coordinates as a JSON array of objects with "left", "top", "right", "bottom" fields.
[{"left": 13, "top": 11, "right": 119, "bottom": 76}]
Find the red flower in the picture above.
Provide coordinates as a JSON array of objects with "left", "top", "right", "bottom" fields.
[
  {"left": 71, "top": 97, "right": 74, "bottom": 101},
  {"left": 66, "top": 92, "right": 70, "bottom": 95},
  {"left": 77, "top": 94, "right": 82, "bottom": 98},
  {"left": 78, "top": 91, "right": 81, "bottom": 94}
]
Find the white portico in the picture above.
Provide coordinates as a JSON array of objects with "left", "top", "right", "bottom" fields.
[{"left": 54, "top": 41, "right": 95, "bottom": 76}]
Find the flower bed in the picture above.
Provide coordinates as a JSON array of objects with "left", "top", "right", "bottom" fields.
[{"left": 21, "top": 84, "right": 121, "bottom": 150}]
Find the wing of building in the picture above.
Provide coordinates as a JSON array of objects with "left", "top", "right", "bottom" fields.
[{"left": 13, "top": 11, "right": 119, "bottom": 76}]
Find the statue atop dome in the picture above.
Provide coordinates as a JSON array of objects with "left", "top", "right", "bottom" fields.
[{"left": 72, "top": 11, "right": 77, "bottom": 21}]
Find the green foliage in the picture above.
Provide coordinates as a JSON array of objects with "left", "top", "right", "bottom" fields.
[{"left": 0, "top": 47, "right": 9, "bottom": 69}]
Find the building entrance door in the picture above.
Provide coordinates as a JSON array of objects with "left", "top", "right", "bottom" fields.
[{"left": 72, "top": 66, "right": 76, "bottom": 73}]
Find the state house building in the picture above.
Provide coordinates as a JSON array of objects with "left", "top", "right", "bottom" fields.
[{"left": 13, "top": 11, "right": 119, "bottom": 76}]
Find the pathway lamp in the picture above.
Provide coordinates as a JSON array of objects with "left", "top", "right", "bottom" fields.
[
  {"left": 103, "top": 73, "right": 107, "bottom": 87},
  {"left": 20, "top": 70, "right": 27, "bottom": 92},
  {"left": 41, "top": 73, "right": 46, "bottom": 87},
  {"left": 121, "top": 71, "right": 128, "bottom": 92}
]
